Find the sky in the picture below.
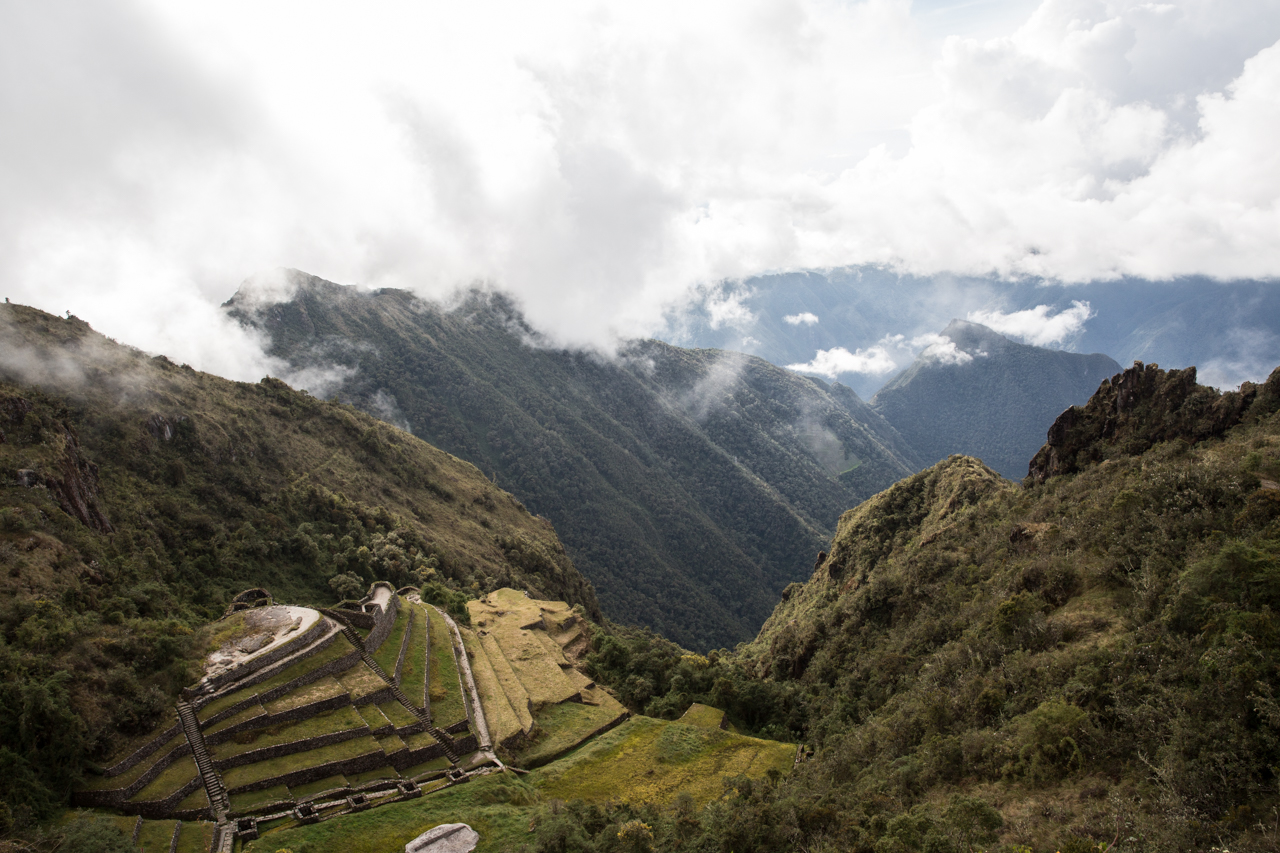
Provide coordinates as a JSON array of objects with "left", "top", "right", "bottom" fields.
[{"left": 3, "top": 0, "right": 1280, "bottom": 381}]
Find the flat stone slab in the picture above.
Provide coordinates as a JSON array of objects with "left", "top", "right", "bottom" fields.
[{"left": 405, "top": 822, "right": 479, "bottom": 853}]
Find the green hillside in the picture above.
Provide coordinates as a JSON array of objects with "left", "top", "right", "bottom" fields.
[
  {"left": 227, "top": 270, "right": 922, "bottom": 649},
  {"left": 872, "top": 319, "right": 1120, "bottom": 479},
  {"left": 0, "top": 303, "right": 596, "bottom": 830}
]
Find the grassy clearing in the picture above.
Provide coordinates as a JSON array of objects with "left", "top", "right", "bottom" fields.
[
  {"left": 290, "top": 775, "right": 349, "bottom": 799},
  {"left": 461, "top": 629, "right": 520, "bottom": 745},
  {"left": 398, "top": 604, "right": 429, "bottom": 707},
  {"left": 175, "top": 822, "right": 215, "bottom": 853},
  {"left": 229, "top": 784, "right": 292, "bottom": 813},
  {"left": 678, "top": 703, "right": 725, "bottom": 729},
  {"left": 372, "top": 604, "right": 410, "bottom": 673},
  {"left": 335, "top": 662, "right": 388, "bottom": 701},
  {"left": 135, "top": 818, "right": 177, "bottom": 853},
  {"left": 514, "top": 701, "right": 628, "bottom": 768},
  {"left": 222, "top": 736, "right": 382, "bottom": 791},
  {"left": 262, "top": 675, "right": 349, "bottom": 715},
  {"left": 241, "top": 772, "right": 532, "bottom": 853},
  {"left": 531, "top": 716, "right": 794, "bottom": 808},
  {"left": 426, "top": 607, "right": 465, "bottom": 725},
  {"left": 132, "top": 755, "right": 199, "bottom": 803},
  {"left": 210, "top": 705, "right": 368, "bottom": 760},
  {"left": 80, "top": 733, "right": 184, "bottom": 791}
]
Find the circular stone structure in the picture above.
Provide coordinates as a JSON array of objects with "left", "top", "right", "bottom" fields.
[{"left": 405, "top": 823, "right": 479, "bottom": 853}]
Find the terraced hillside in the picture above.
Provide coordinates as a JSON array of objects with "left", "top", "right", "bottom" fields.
[{"left": 75, "top": 583, "right": 485, "bottom": 850}]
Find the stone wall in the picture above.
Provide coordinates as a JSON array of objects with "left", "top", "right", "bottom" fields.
[
  {"left": 320, "top": 607, "right": 376, "bottom": 631},
  {"left": 225, "top": 748, "right": 390, "bottom": 795},
  {"left": 364, "top": 591, "right": 400, "bottom": 655},
  {"left": 213, "top": 725, "right": 372, "bottom": 771},
  {"left": 101, "top": 722, "right": 182, "bottom": 777},
  {"left": 197, "top": 648, "right": 362, "bottom": 729},
  {"left": 72, "top": 741, "right": 193, "bottom": 809},
  {"left": 187, "top": 619, "right": 331, "bottom": 700},
  {"left": 204, "top": 692, "right": 353, "bottom": 747},
  {"left": 121, "top": 776, "right": 204, "bottom": 819}
]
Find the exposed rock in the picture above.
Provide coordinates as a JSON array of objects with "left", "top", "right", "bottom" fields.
[
  {"left": 12, "top": 423, "right": 113, "bottom": 533},
  {"left": 405, "top": 823, "right": 479, "bottom": 853},
  {"left": 143, "top": 413, "right": 187, "bottom": 442},
  {"left": 1029, "top": 361, "right": 1280, "bottom": 482}
]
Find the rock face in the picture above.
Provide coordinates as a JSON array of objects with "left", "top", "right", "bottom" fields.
[
  {"left": 405, "top": 823, "right": 479, "bottom": 853},
  {"left": 1029, "top": 361, "right": 1280, "bottom": 482}
]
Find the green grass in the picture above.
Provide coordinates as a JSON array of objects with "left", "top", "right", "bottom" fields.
[
  {"left": 377, "top": 701, "right": 420, "bottom": 730},
  {"left": 174, "top": 785, "right": 210, "bottom": 813},
  {"left": 401, "top": 756, "right": 452, "bottom": 778},
  {"left": 222, "top": 736, "right": 382, "bottom": 791},
  {"left": 398, "top": 604, "right": 430, "bottom": 708},
  {"left": 478, "top": 632, "right": 532, "bottom": 730},
  {"left": 135, "top": 818, "right": 177, "bottom": 853},
  {"left": 79, "top": 733, "right": 184, "bottom": 791},
  {"left": 229, "top": 784, "right": 292, "bottom": 814},
  {"left": 530, "top": 716, "right": 794, "bottom": 807},
  {"left": 514, "top": 701, "right": 628, "bottom": 768},
  {"left": 241, "top": 772, "right": 533, "bottom": 853},
  {"left": 203, "top": 701, "right": 267, "bottom": 738},
  {"left": 289, "top": 775, "right": 350, "bottom": 799},
  {"left": 678, "top": 703, "right": 725, "bottom": 729},
  {"left": 427, "top": 608, "right": 466, "bottom": 726},
  {"left": 401, "top": 731, "right": 441, "bottom": 751},
  {"left": 197, "top": 633, "right": 358, "bottom": 722},
  {"left": 209, "top": 705, "right": 368, "bottom": 761},
  {"left": 335, "top": 663, "right": 389, "bottom": 701},
  {"left": 347, "top": 765, "right": 401, "bottom": 785},
  {"left": 174, "top": 821, "right": 215, "bottom": 853},
  {"left": 372, "top": 605, "right": 411, "bottom": 673},
  {"left": 356, "top": 703, "right": 392, "bottom": 731},
  {"left": 262, "top": 675, "right": 349, "bottom": 715},
  {"left": 131, "top": 755, "right": 199, "bottom": 803}
]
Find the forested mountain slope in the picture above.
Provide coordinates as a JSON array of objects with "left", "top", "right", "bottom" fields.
[
  {"left": 227, "top": 270, "right": 922, "bottom": 649},
  {"left": 871, "top": 320, "right": 1120, "bottom": 478},
  {"left": 0, "top": 303, "right": 594, "bottom": 827},
  {"left": 571, "top": 361, "right": 1280, "bottom": 851}
]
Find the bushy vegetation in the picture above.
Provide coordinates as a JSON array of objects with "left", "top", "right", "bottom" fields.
[{"left": 229, "top": 272, "right": 921, "bottom": 649}]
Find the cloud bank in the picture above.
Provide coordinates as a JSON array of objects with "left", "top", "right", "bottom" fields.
[
  {"left": 787, "top": 345, "right": 899, "bottom": 379},
  {"left": 2, "top": 1, "right": 1279, "bottom": 377},
  {"left": 967, "top": 300, "right": 1094, "bottom": 346}
]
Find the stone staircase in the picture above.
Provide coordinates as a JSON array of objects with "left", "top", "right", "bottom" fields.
[
  {"left": 175, "top": 701, "right": 228, "bottom": 813},
  {"left": 339, "top": 626, "right": 461, "bottom": 764}
]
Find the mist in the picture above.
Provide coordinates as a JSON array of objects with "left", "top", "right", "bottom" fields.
[{"left": 3, "top": 1, "right": 1280, "bottom": 378}]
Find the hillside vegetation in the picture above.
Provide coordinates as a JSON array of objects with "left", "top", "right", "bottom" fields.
[
  {"left": 0, "top": 303, "right": 595, "bottom": 832},
  {"left": 539, "top": 361, "right": 1280, "bottom": 852},
  {"left": 871, "top": 320, "right": 1120, "bottom": 479},
  {"left": 228, "top": 270, "right": 922, "bottom": 649}
]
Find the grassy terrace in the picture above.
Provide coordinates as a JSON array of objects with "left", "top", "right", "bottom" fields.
[
  {"left": 209, "top": 705, "right": 369, "bottom": 761},
  {"left": 175, "top": 822, "right": 215, "bottom": 853},
  {"left": 397, "top": 604, "right": 429, "bottom": 708},
  {"left": 80, "top": 733, "right": 184, "bottom": 792},
  {"left": 531, "top": 716, "right": 794, "bottom": 807},
  {"left": 136, "top": 818, "right": 177, "bottom": 852},
  {"left": 377, "top": 701, "right": 420, "bottom": 730},
  {"left": 460, "top": 629, "right": 520, "bottom": 745},
  {"left": 356, "top": 703, "right": 392, "bottom": 732},
  {"left": 513, "top": 701, "right": 628, "bottom": 768},
  {"left": 290, "top": 775, "right": 349, "bottom": 799},
  {"left": 372, "top": 604, "right": 411, "bottom": 675},
  {"left": 132, "top": 755, "right": 199, "bottom": 803},
  {"left": 262, "top": 676, "right": 349, "bottom": 715},
  {"left": 335, "top": 663, "right": 388, "bottom": 702},
  {"left": 196, "top": 632, "right": 357, "bottom": 722},
  {"left": 175, "top": 785, "right": 210, "bottom": 813},
  {"left": 229, "top": 784, "right": 292, "bottom": 814},
  {"left": 426, "top": 607, "right": 465, "bottom": 726},
  {"left": 221, "top": 736, "right": 385, "bottom": 791},
  {"left": 478, "top": 633, "right": 532, "bottom": 731},
  {"left": 203, "top": 701, "right": 267, "bottom": 738},
  {"left": 678, "top": 703, "right": 726, "bottom": 729}
]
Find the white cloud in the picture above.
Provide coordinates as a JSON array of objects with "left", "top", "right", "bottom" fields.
[
  {"left": 911, "top": 333, "right": 974, "bottom": 365},
  {"left": 2, "top": 0, "right": 1280, "bottom": 375},
  {"left": 783, "top": 312, "right": 820, "bottom": 326},
  {"left": 786, "top": 346, "right": 899, "bottom": 379},
  {"left": 967, "top": 300, "right": 1094, "bottom": 345}
]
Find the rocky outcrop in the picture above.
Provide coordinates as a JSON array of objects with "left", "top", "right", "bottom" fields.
[
  {"left": 1029, "top": 361, "right": 1280, "bottom": 482},
  {"left": 7, "top": 405, "right": 114, "bottom": 532}
]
